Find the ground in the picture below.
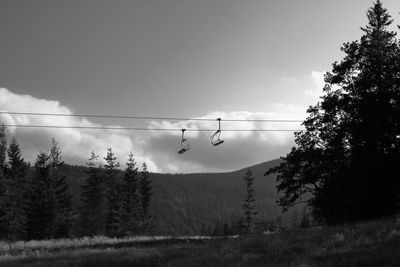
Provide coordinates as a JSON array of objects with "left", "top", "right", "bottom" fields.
[{"left": 1, "top": 218, "right": 400, "bottom": 266}]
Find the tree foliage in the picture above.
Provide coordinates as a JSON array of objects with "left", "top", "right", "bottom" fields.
[
  {"left": 139, "top": 162, "right": 152, "bottom": 218},
  {"left": 3, "top": 138, "right": 28, "bottom": 240},
  {"left": 49, "top": 139, "right": 72, "bottom": 238},
  {"left": 80, "top": 151, "right": 105, "bottom": 236},
  {"left": 0, "top": 127, "right": 153, "bottom": 240},
  {"left": 139, "top": 162, "right": 153, "bottom": 232},
  {"left": 103, "top": 148, "right": 122, "bottom": 236},
  {"left": 120, "top": 152, "right": 140, "bottom": 235},
  {"left": 267, "top": 1, "right": 400, "bottom": 224},
  {"left": 26, "top": 152, "right": 54, "bottom": 240},
  {"left": 243, "top": 168, "right": 257, "bottom": 233}
]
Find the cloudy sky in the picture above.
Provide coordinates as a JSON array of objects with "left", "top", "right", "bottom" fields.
[{"left": 1, "top": 0, "right": 400, "bottom": 173}]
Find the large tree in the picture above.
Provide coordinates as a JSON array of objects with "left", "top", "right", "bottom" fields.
[
  {"left": 267, "top": 1, "right": 400, "bottom": 224},
  {"left": 26, "top": 152, "right": 54, "bottom": 240},
  {"left": 0, "top": 125, "right": 6, "bottom": 177},
  {"left": 80, "top": 151, "right": 105, "bottom": 236},
  {"left": 242, "top": 168, "right": 257, "bottom": 233},
  {"left": 49, "top": 139, "right": 72, "bottom": 238},
  {"left": 120, "top": 152, "right": 140, "bottom": 235},
  {"left": 103, "top": 147, "right": 121, "bottom": 236},
  {"left": 139, "top": 162, "right": 153, "bottom": 232},
  {"left": 0, "top": 125, "right": 7, "bottom": 238},
  {"left": 139, "top": 162, "right": 152, "bottom": 218},
  {"left": 4, "top": 138, "right": 29, "bottom": 240}
]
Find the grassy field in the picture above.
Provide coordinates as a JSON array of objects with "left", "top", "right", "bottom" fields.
[{"left": 1, "top": 217, "right": 400, "bottom": 266}]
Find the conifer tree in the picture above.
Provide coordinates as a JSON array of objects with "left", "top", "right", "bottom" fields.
[
  {"left": 267, "top": 0, "right": 400, "bottom": 224},
  {"left": 139, "top": 163, "right": 152, "bottom": 216},
  {"left": 0, "top": 125, "right": 6, "bottom": 177},
  {"left": 120, "top": 152, "right": 139, "bottom": 235},
  {"left": 26, "top": 152, "right": 54, "bottom": 240},
  {"left": 103, "top": 148, "right": 121, "bottom": 236},
  {"left": 4, "top": 138, "right": 28, "bottom": 240},
  {"left": 0, "top": 125, "right": 7, "bottom": 238},
  {"left": 49, "top": 139, "right": 72, "bottom": 238},
  {"left": 242, "top": 168, "right": 257, "bottom": 234},
  {"left": 80, "top": 151, "right": 105, "bottom": 236},
  {"left": 139, "top": 162, "right": 153, "bottom": 232}
]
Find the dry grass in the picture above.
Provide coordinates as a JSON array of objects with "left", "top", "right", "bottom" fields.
[{"left": 1, "top": 218, "right": 400, "bottom": 266}]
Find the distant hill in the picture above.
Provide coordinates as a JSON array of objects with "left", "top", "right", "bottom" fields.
[{"left": 59, "top": 159, "right": 301, "bottom": 235}]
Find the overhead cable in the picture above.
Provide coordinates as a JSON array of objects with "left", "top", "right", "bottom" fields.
[
  {"left": 3, "top": 124, "right": 303, "bottom": 132},
  {"left": 0, "top": 111, "right": 303, "bottom": 123}
]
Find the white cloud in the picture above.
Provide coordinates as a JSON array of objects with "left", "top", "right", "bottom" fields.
[
  {"left": 146, "top": 107, "right": 305, "bottom": 173},
  {"left": 305, "top": 70, "right": 326, "bottom": 99},
  {"left": 0, "top": 88, "right": 159, "bottom": 172},
  {"left": 0, "top": 87, "right": 306, "bottom": 173}
]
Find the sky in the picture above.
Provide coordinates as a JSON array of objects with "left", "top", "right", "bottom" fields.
[{"left": 1, "top": 0, "right": 400, "bottom": 173}]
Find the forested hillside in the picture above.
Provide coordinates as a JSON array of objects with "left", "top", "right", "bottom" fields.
[{"left": 60, "top": 159, "right": 299, "bottom": 235}]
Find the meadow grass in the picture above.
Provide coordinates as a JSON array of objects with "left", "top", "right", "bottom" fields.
[{"left": 1, "top": 218, "right": 400, "bottom": 266}]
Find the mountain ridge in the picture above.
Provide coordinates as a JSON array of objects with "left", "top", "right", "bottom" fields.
[{"left": 60, "top": 158, "right": 298, "bottom": 234}]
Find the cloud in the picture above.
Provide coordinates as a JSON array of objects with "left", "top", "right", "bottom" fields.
[
  {"left": 305, "top": 71, "right": 325, "bottom": 99},
  {"left": 146, "top": 107, "right": 306, "bottom": 173},
  {"left": 0, "top": 87, "right": 306, "bottom": 173},
  {"left": 0, "top": 88, "right": 158, "bottom": 172}
]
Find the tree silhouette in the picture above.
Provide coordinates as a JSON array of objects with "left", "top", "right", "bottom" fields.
[
  {"left": 80, "top": 151, "right": 105, "bottom": 236},
  {"left": 0, "top": 125, "right": 7, "bottom": 238},
  {"left": 267, "top": 0, "right": 400, "bottom": 224},
  {"left": 120, "top": 152, "right": 140, "bottom": 235},
  {"left": 103, "top": 148, "right": 121, "bottom": 236},
  {"left": 49, "top": 139, "right": 72, "bottom": 238},
  {"left": 243, "top": 168, "right": 257, "bottom": 233},
  {"left": 139, "top": 162, "right": 153, "bottom": 231},
  {"left": 26, "top": 152, "right": 54, "bottom": 240},
  {"left": 0, "top": 124, "right": 6, "bottom": 177},
  {"left": 3, "top": 138, "right": 28, "bottom": 240}
]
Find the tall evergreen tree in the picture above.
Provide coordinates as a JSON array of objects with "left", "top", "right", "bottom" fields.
[
  {"left": 242, "top": 168, "right": 257, "bottom": 233},
  {"left": 139, "top": 162, "right": 152, "bottom": 218},
  {"left": 267, "top": 1, "right": 400, "bottom": 224},
  {"left": 26, "top": 152, "right": 54, "bottom": 240},
  {"left": 0, "top": 124, "right": 6, "bottom": 177},
  {"left": 103, "top": 147, "right": 121, "bottom": 236},
  {"left": 49, "top": 139, "right": 72, "bottom": 238},
  {"left": 80, "top": 151, "right": 105, "bottom": 236},
  {"left": 139, "top": 162, "right": 153, "bottom": 232},
  {"left": 120, "top": 152, "right": 140, "bottom": 235},
  {"left": 0, "top": 125, "right": 7, "bottom": 238},
  {"left": 4, "top": 138, "right": 29, "bottom": 240}
]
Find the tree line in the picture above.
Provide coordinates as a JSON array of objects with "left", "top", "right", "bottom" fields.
[
  {"left": 267, "top": 1, "right": 400, "bottom": 224},
  {"left": 0, "top": 125, "right": 153, "bottom": 240}
]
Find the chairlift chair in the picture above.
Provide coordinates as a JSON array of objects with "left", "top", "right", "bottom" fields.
[
  {"left": 178, "top": 129, "right": 190, "bottom": 154},
  {"left": 211, "top": 118, "right": 224, "bottom": 146}
]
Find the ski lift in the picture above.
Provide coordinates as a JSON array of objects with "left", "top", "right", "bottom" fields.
[
  {"left": 211, "top": 118, "right": 224, "bottom": 146},
  {"left": 178, "top": 129, "right": 190, "bottom": 154}
]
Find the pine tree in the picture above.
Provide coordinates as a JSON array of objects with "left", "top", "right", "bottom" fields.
[
  {"left": 139, "top": 162, "right": 153, "bottom": 232},
  {"left": 139, "top": 163, "right": 152, "bottom": 216},
  {"left": 267, "top": 1, "right": 400, "bottom": 224},
  {"left": 103, "top": 148, "right": 121, "bottom": 236},
  {"left": 26, "top": 152, "right": 54, "bottom": 240},
  {"left": 80, "top": 151, "right": 105, "bottom": 236},
  {"left": 4, "top": 138, "right": 29, "bottom": 240},
  {"left": 242, "top": 168, "right": 257, "bottom": 234},
  {"left": 0, "top": 125, "right": 7, "bottom": 238},
  {"left": 49, "top": 139, "right": 72, "bottom": 238},
  {"left": 0, "top": 124, "right": 6, "bottom": 177},
  {"left": 120, "top": 152, "right": 140, "bottom": 235}
]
